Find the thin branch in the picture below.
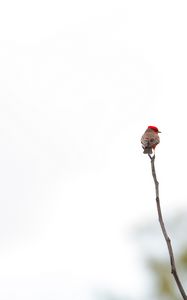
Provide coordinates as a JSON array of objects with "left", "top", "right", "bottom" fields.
[{"left": 149, "top": 154, "right": 187, "bottom": 300}]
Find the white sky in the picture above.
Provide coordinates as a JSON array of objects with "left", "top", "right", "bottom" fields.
[{"left": 1, "top": 1, "right": 187, "bottom": 299}]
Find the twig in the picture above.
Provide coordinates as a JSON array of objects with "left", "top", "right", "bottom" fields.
[{"left": 149, "top": 154, "right": 187, "bottom": 300}]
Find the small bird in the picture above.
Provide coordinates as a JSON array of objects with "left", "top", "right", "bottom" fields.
[{"left": 141, "top": 125, "right": 161, "bottom": 154}]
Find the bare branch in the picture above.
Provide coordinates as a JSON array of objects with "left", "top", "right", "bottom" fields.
[{"left": 149, "top": 154, "right": 187, "bottom": 300}]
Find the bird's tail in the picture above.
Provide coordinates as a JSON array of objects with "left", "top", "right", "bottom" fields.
[{"left": 143, "top": 147, "right": 152, "bottom": 154}]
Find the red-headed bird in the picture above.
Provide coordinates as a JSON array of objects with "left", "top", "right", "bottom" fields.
[{"left": 141, "top": 125, "right": 161, "bottom": 154}]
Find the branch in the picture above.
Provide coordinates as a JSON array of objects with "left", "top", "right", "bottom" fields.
[{"left": 149, "top": 154, "right": 187, "bottom": 300}]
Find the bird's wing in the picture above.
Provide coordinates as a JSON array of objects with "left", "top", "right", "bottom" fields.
[
  {"left": 141, "top": 132, "right": 160, "bottom": 148},
  {"left": 141, "top": 135, "right": 150, "bottom": 148}
]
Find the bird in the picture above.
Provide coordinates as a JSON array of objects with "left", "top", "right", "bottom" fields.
[{"left": 141, "top": 125, "right": 161, "bottom": 154}]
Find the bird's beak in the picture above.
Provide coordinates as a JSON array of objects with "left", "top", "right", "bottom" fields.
[{"left": 158, "top": 130, "right": 161, "bottom": 133}]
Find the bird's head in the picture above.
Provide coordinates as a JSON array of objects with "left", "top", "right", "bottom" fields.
[{"left": 148, "top": 126, "right": 161, "bottom": 133}]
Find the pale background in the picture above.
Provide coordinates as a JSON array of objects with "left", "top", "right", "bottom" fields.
[{"left": 0, "top": 1, "right": 187, "bottom": 299}]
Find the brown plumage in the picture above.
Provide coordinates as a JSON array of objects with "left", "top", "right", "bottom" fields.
[{"left": 141, "top": 126, "right": 161, "bottom": 154}]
